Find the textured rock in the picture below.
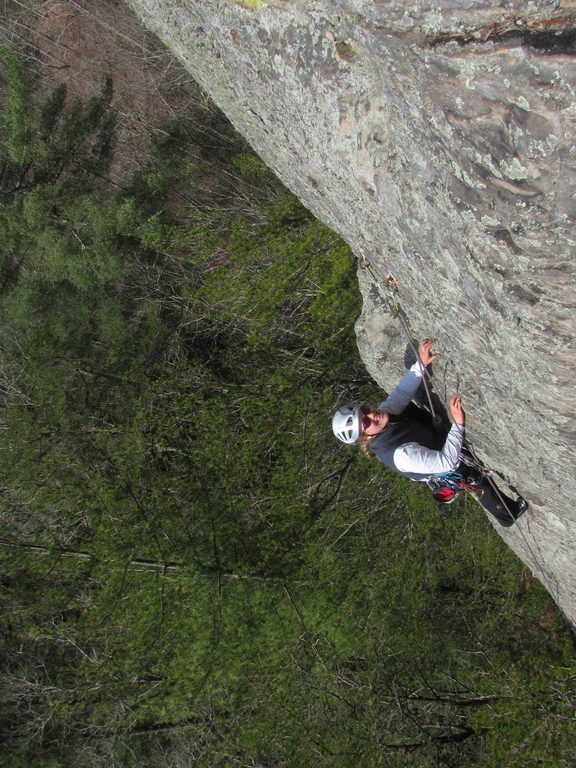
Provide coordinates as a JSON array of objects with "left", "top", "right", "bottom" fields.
[{"left": 128, "top": 0, "right": 576, "bottom": 624}]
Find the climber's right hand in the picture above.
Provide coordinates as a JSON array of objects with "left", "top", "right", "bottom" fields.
[{"left": 449, "top": 395, "right": 465, "bottom": 426}]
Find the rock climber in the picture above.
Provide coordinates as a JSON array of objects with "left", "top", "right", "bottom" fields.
[{"left": 332, "top": 338, "right": 528, "bottom": 527}]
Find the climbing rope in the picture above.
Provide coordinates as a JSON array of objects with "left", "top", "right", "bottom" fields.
[
  {"left": 357, "top": 256, "right": 561, "bottom": 606},
  {"left": 360, "top": 259, "right": 440, "bottom": 425}
]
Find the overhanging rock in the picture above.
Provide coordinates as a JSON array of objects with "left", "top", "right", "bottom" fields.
[{"left": 128, "top": 0, "right": 576, "bottom": 625}]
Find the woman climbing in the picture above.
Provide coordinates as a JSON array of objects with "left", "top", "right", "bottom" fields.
[{"left": 332, "top": 338, "right": 528, "bottom": 527}]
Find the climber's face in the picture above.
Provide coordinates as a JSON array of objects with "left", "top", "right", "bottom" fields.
[{"left": 360, "top": 407, "right": 389, "bottom": 439}]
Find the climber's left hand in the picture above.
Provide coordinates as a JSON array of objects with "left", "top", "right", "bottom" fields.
[{"left": 419, "top": 338, "right": 438, "bottom": 366}]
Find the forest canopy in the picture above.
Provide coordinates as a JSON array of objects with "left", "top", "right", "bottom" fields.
[{"left": 0, "top": 47, "right": 575, "bottom": 768}]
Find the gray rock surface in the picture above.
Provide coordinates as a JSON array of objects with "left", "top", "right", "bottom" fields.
[{"left": 128, "top": 0, "right": 576, "bottom": 624}]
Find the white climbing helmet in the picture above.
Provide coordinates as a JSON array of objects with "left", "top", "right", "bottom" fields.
[{"left": 332, "top": 404, "right": 362, "bottom": 444}]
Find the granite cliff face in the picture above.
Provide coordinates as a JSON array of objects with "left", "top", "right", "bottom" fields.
[{"left": 128, "top": 0, "right": 576, "bottom": 623}]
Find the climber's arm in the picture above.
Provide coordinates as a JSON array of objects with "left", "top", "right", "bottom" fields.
[{"left": 377, "top": 339, "right": 437, "bottom": 415}]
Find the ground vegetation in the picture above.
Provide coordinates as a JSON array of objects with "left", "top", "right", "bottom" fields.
[{"left": 0, "top": 48, "right": 575, "bottom": 768}]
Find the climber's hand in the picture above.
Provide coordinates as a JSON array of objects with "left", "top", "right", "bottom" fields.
[
  {"left": 418, "top": 338, "right": 438, "bottom": 366},
  {"left": 449, "top": 395, "right": 465, "bottom": 426}
]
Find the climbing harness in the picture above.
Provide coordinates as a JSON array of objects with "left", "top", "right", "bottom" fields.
[{"left": 427, "top": 467, "right": 483, "bottom": 505}]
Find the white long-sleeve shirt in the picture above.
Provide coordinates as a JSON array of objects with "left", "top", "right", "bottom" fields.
[{"left": 376, "top": 362, "right": 464, "bottom": 479}]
